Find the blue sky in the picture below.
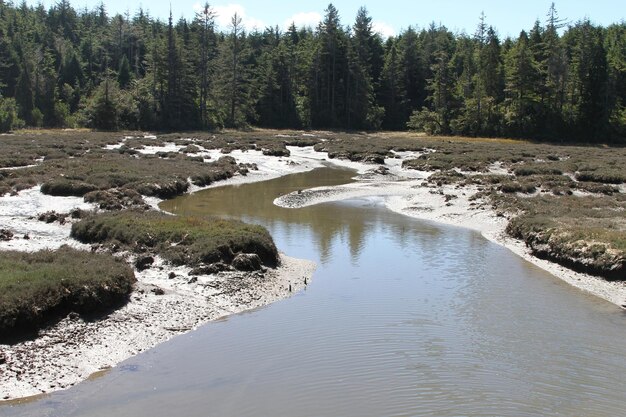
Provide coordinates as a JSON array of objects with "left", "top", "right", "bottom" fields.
[{"left": 25, "top": 0, "right": 625, "bottom": 38}]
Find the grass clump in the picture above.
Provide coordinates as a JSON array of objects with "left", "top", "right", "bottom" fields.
[
  {"left": 427, "top": 170, "right": 466, "bottom": 185},
  {"left": 189, "top": 156, "right": 240, "bottom": 187},
  {"left": 70, "top": 211, "right": 279, "bottom": 268},
  {"left": 499, "top": 181, "right": 537, "bottom": 194},
  {"left": 0, "top": 246, "right": 135, "bottom": 338},
  {"left": 502, "top": 195, "right": 626, "bottom": 280},
  {"left": 84, "top": 188, "right": 148, "bottom": 210},
  {"left": 40, "top": 179, "right": 98, "bottom": 196},
  {"left": 575, "top": 170, "right": 626, "bottom": 184}
]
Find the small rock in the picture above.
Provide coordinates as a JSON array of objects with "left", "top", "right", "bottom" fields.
[
  {"left": 374, "top": 165, "right": 389, "bottom": 175},
  {"left": 68, "top": 312, "right": 80, "bottom": 321},
  {"left": 188, "top": 277, "right": 198, "bottom": 284},
  {"left": 38, "top": 211, "right": 65, "bottom": 224},
  {"left": 69, "top": 208, "right": 85, "bottom": 219},
  {"left": 168, "top": 272, "right": 177, "bottom": 279},
  {"left": 189, "top": 262, "right": 230, "bottom": 276},
  {"left": 151, "top": 287, "right": 165, "bottom": 296},
  {"left": 232, "top": 253, "right": 263, "bottom": 271},
  {"left": 23, "top": 233, "right": 30, "bottom": 240},
  {"left": 363, "top": 154, "right": 385, "bottom": 164},
  {"left": 135, "top": 256, "right": 154, "bottom": 271},
  {"left": 0, "top": 229, "right": 13, "bottom": 241},
  {"left": 0, "top": 352, "right": 6, "bottom": 364}
]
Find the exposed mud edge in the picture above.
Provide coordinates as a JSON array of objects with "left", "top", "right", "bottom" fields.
[
  {"left": 0, "top": 254, "right": 315, "bottom": 401},
  {"left": 275, "top": 178, "right": 626, "bottom": 309}
]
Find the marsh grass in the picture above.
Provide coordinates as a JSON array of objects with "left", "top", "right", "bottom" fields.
[
  {"left": 0, "top": 130, "right": 120, "bottom": 169},
  {"left": 2, "top": 130, "right": 624, "bottom": 281},
  {"left": 0, "top": 246, "right": 135, "bottom": 338},
  {"left": 70, "top": 211, "right": 279, "bottom": 268}
]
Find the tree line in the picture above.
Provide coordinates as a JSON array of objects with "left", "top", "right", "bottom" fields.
[{"left": 0, "top": 1, "right": 624, "bottom": 142}]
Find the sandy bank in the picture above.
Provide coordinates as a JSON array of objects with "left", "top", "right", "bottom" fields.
[
  {"left": 0, "top": 254, "right": 314, "bottom": 400},
  {"left": 0, "top": 139, "right": 326, "bottom": 401},
  {"left": 274, "top": 150, "right": 626, "bottom": 309}
]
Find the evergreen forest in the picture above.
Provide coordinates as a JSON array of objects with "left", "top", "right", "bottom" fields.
[{"left": 0, "top": 1, "right": 624, "bottom": 142}]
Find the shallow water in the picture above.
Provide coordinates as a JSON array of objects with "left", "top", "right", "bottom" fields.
[{"left": 5, "top": 167, "right": 626, "bottom": 417}]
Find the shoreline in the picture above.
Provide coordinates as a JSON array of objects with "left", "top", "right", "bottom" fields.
[
  {"left": 1, "top": 138, "right": 624, "bottom": 401},
  {"left": 0, "top": 253, "right": 314, "bottom": 401},
  {"left": 0, "top": 143, "right": 327, "bottom": 401},
  {"left": 274, "top": 150, "right": 626, "bottom": 309}
]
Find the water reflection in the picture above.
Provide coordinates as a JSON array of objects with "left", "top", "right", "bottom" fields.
[{"left": 160, "top": 167, "right": 441, "bottom": 266}]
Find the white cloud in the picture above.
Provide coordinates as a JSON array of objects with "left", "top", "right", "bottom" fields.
[
  {"left": 372, "top": 21, "right": 396, "bottom": 38},
  {"left": 283, "top": 11, "right": 322, "bottom": 30},
  {"left": 205, "top": 3, "right": 266, "bottom": 31}
]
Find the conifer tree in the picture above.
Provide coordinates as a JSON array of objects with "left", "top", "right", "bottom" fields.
[
  {"left": 504, "top": 31, "right": 540, "bottom": 136},
  {"left": 380, "top": 40, "right": 406, "bottom": 129}
]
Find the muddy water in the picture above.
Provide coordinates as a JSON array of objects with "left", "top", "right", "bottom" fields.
[{"left": 6, "top": 167, "right": 626, "bottom": 417}]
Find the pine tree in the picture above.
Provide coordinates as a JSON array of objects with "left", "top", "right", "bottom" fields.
[
  {"left": 308, "top": 4, "right": 349, "bottom": 128},
  {"left": 88, "top": 77, "right": 118, "bottom": 130},
  {"left": 0, "top": 26, "right": 19, "bottom": 98},
  {"left": 213, "top": 13, "right": 255, "bottom": 127},
  {"left": 380, "top": 40, "right": 406, "bottom": 129},
  {"left": 541, "top": 3, "right": 568, "bottom": 133},
  {"left": 117, "top": 54, "right": 131, "bottom": 88},
  {"left": 605, "top": 23, "right": 626, "bottom": 137},
  {"left": 348, "top": 7, "right": 382, "bottom": 128},
  {"left": 503, "top": 31, "right": 541, "bottom": 136},
  {"left": 256, "top": 38, "right": 299, "bottom": 128},
  {"left": 195, "top": 2, "right": 216, "bottom": 128},
  {"left": 398, "top": 27, "right": 424, "bottom": 117},
  {"left": 564, "top": 20, "right": 609, "bottom": 141}
]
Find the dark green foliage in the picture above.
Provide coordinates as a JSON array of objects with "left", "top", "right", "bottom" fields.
[
  {"left": 0, "top": 2, "right": 623, "bottom": 140},
  {"left": 0, "top": 96, "right": 22, "bottom": 132},
  {"left": 71, "top": 211, "right": 279, "bottom": 268},
  {"left": 380, "top": 41, "right": 406, "bottom": 129},
  {"left": 0, "top": 247, "right": 135, "bottom": 338},
  {"left": 118, "top": 55, "right": 131, "bottom": 88},
  {"left": 82, "top": 80, "right": 119, "bottom": 130}
]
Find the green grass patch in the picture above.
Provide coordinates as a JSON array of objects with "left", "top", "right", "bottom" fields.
[
  {"left": 0, "top": 246, "right": 135, "bottom": 339},
  {"left": 70, "top": 211, "right": 279, "bottom": 268}
]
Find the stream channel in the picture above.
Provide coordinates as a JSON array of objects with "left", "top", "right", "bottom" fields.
[{"left": 5, "top": 166, "right": 626, "bottom": 416}]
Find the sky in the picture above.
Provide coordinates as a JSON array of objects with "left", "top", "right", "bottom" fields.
[{"left": 23, "top": 0, "right": 625, "bottom": 38}]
